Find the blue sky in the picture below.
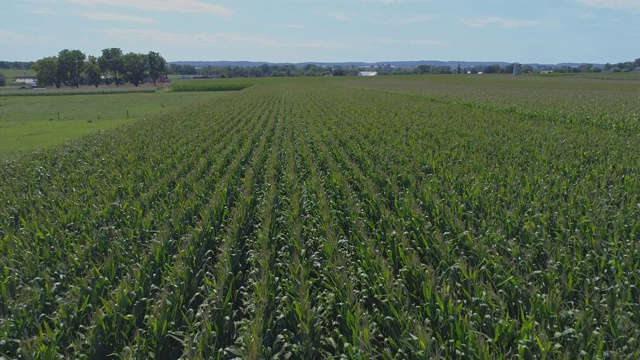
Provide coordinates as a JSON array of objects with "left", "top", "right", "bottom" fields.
[{"left": 2, "top": 0, "right": 639, "bottom": 64}]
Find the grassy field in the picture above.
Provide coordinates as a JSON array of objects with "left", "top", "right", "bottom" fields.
[
  {"left": 1, "top": 75, "right": 639, "bottom": 359},
  {"left": 0, "top": 69, "right": 36, "bottom": 84},
  {"left": 0, "top": 89, "right": 229, "bottom": 158}
]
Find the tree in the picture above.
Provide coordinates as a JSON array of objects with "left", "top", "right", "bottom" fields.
[
  {"left": 57, "top": 49, "right": 85, "bottom": 87},
  {"left": 483, "top": 64, "right": 501, "bottom": 74},
  {"left": 303, "top": 64, "right": 319, "bottom": 76},
  {"left": 198, "top": 65, "right": 213, "bottom": 76},
  {"left": 579, "top": 63, "right": 593, "bottom": 73},
  {"left": 33, "top": 56, "right": 61, "bottom": 88},
  {"left": 122, "top": 52, "right": 148, "bottom": 86},
  {"left": 260, "top": 64, "right": 272, "bottom": 77},
  {"left": 147, "top": 51, "right": 167, "bottom": 86},
  {"left": 457, "top": 63, "right": 462, "bottom": 74},
  {"left": 415, "top": 65, "right": 430, "bottom": 74},
  {"left": 99, "top": 48, "right": 124, "bottom": 86},
  {"left": 332, "top": 67, "right": 346, "bottom": 76},
  {"left": 84, "top": 55, "right": 102, "bottom": 87},
  {"left": 184, "top": 65, "right": 197, "bottom": 75},
  {"left": 0, "top": 73, "right": 6, "bottom": 87},
  {"left": 249, "top": 67, "right": 263, "bottom": 77}
]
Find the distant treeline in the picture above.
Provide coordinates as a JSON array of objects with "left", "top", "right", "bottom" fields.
[
  {"left": 0, "top": 61, "right": 33, "bottom": 70},
  {"left": 168, "top": 59, "right": 640, "bottom": 78},
  {"left": 4, "top": 56, "right": 639, "bottom": 79},
  {"left": 168, "top": 63, "right": 476, "bottom": 77}
]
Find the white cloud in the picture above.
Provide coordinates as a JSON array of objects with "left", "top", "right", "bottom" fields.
[
  {"left": 575, "top": 0, "right": 640, "bottom": 10},
  {"left": 84, "top": 12, "right": 155, "bottom": 23},
  {"left": 462, "top": 17, "right": 541, "bottom": 28},
  {"left": 66, "top": 0, "right": 232, "bottom": 15},
  {"left": 27, "top": 7, "right": 59, "bottom": 14},
  {"left": 0, "top": 29, "right": 52, "bottom": 45},
  {"left": 102, "top": 28, "right": 348, "bottom": 48},
  {"left": 330, "top": 12, "right": 352, "bottom": 21}
]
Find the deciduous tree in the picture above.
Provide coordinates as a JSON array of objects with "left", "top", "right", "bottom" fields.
[
  {"left": 122, "top": 52, "right": 148, "bottom": 86},
  {"left": 99, "top": 48, "right": 124, "bottom": 86},
  {"left": 58, "top": 49, "right": 86, "bottom": 87},
  {"left": 33, "top": 56, "right": 61, "bottom": 88},
  {"left": 84, "top": 55, "right": 102, "bottom": 87},
  {"left": 147, "top": 51, "right": 167, "bottom": 86}
]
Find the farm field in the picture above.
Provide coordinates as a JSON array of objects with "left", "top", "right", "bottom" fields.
[
  {"left": 1, "top": 75, "right": 639, "bottom": 358},
  {"left": 0, "top": 89, "right": 228, "bottom": 158},
  {"left": 0, "top": 69, "right": 36, "bottom": 84}
]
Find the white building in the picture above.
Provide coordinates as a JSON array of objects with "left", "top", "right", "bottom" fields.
[
  {"left": 15, "top": 77, "right": 37, "bottom": 85},
  {"left": 358, "top": 71, "right": 378, "bottom": 76}
]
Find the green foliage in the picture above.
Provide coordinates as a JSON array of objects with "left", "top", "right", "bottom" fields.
[
  {"left": 0, "top": 61, "right": 33, "bottom": 70},
  {"left": 99, "top": 48, "right": 124, "bottom": 86},
  {"left": 0, "top": 73, "right": 5, "bottom": 87},
  {"left": 171, "top": 80, "right": 252, "bottom": 92},
  {"left": 147, "top": 51, "right": 167, "bottom": 86},
  {"left": 33, "top": 56, "right": 61, "bottom": 88},
  {"left": 57, "top": 49, "right": 86, "bottom": 88},
  {"left": 1, "top": 76, "right": 639, "bottom": 358},
  {"left": 84, "top": 55, "right": 102, "bottom": 88},
  {"left": 121, "top": 52, "right": 148, "bottom": 87}
]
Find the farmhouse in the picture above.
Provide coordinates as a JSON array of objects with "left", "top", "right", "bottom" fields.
[{"left": 358, "top": 71, "right": 378, "bottom": 76}]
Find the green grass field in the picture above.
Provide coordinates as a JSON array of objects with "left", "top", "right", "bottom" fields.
[
  {"left": 0, "top": 69, "right": 36, "bottom": 84},
  {"left": 0, "top": 89, "right": 229, "bottom": 158},
  {"left": 1, "top": 75, "right": 639, "bottom": 359}
]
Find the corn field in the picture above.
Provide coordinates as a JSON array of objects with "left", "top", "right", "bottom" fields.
[{"left": 1, "top": 76, "right": 639, "bottom": 359}]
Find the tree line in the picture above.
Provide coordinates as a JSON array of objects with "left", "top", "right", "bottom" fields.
[
  {"left": 603, "top": 59, "right": 640, "bottom": 73},
  {"left": 32, "top": 48, "right": 167, "bottom": 88},
  {"left": 169, "top": 63, "right": 334, "bottom": 78},
  {"left": 168, "top": 63, "right": 517, "bottom": 77},
  {"left": 168, "top": 59, "right": 639, "bottom": 79},
  {"left": 0, "top": 61, "right": 33, "bottom": 70}
]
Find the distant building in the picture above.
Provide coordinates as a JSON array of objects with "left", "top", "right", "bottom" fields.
[
  {"left": 358, "top": 71, "right": 378, "bottom": 76},
  {"left": 15, "top": 77, "right": 37, "bottom": 85}
]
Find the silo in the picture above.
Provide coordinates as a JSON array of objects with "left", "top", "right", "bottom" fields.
[{"left": 513, "top": 63, "right": 522, "bottom": 76}]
